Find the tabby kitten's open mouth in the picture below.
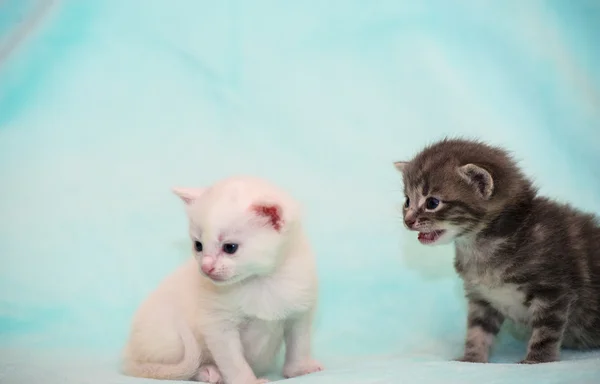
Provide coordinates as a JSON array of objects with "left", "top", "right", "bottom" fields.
[{"left": 417, "top": 230, "right": 446, "bottom": 244}]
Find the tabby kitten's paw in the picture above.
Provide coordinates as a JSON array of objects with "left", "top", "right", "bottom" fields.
[
  {"left": 455, "top": 355, "right": 488, "bottom": 363},
  {"left": 518, "top": 356, "right": 559, "bottom": 364},
  {"left": 519, "top": 359, "right": 538, "bottom": 364}
]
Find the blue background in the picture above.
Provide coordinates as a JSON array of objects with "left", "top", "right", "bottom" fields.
[{"left": 1, "top": 1, "right": 599, "bottom": 383}]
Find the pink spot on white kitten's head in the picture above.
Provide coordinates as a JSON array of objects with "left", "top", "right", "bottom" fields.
[
  {"left": 252, "top": 204, "right": 283, "bottom": 232},
  {"left": 172, "top": 187, "right": 207, "bottom": 205}
]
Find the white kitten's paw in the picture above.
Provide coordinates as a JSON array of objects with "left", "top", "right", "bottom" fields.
[
  {"left": 194, "top": 364, "right": 223, "bottom": 384},
  {"left": 283, "top": 359, "right": 324, "bottom": 378}
]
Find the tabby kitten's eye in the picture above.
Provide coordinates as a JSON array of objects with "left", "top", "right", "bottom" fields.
[
  {"left": 425, "top": 197, "right": 440, "bottom": 210},
  {"left": 222, "top": 243, "right": 239, "bottom": 255},
  {"left": 404, "top": 197, "right": 410, "bottom": 208},
  {"left": 194, "top": 241, "right": 203, "bottom": 252}
]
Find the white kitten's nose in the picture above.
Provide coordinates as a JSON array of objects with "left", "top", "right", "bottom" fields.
[{"left": 201, "top": 257, "right": 215, "bottom": 275}]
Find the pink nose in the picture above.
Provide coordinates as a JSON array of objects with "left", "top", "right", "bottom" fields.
[
  {"left": 201, "top": 263, "right": 215, "bottom": 275},
  {"left": 405, "top": 218, "right": 417, "bottom": 228}
]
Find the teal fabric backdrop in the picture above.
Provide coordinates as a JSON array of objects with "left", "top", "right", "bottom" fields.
[{"left": 1, "top": 1, "right": 599, "bottom": 383}]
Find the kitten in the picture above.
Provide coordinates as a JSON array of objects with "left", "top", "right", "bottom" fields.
[
  {"left": 122, "top": 176, "right": 323, "bottom": 384},
  {"left": 394, "top": 138, "right": 600, "bottom": 364}
]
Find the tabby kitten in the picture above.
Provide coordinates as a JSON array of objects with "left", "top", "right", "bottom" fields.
[{"left": 394, "top": 138, "right": 600, "bottom": 364}]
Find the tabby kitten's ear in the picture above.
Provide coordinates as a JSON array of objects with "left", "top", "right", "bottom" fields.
[
  {"left": 457, "top": 164, "right": 494, "bottom": 199},
  {"left": 393, "top": 161, "right": 408, "bottom": 172}
]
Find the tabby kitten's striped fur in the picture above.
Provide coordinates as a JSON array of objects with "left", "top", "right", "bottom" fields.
[{"left": 394, "top": 138, "right": 600, "bottom": 364}]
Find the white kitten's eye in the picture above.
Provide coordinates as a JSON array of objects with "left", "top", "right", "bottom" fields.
[
  {"left": 404, "top": 197, "right": 410, "bottom": 208},
  {"left": 222, "top": 243, "right": 238, "bottom": 255},
  {"left": 194, "top": 241, "right": 203, "bottom": 252}
]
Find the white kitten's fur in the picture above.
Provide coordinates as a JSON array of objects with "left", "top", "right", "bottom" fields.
[{"left": 122, "top": 176, "right": 323, "bottom": 384}]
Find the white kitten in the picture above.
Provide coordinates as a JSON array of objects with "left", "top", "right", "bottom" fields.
[{"left": 121, "top": 176, "right": 323, "bottom": 384}]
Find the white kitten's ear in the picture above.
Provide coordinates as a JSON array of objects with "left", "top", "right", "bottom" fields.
[
  {"left": 172, "top": 187, "right": 207, "bottom": 205},
  {"left": 393, "top": 161, "right": 408, "bottom": 172},
  {"left": 250, "top": 203, "right": 284, "bottom": 232},
  {"left": 457, "top": 164, "right": 494, "bottom": 199}
]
